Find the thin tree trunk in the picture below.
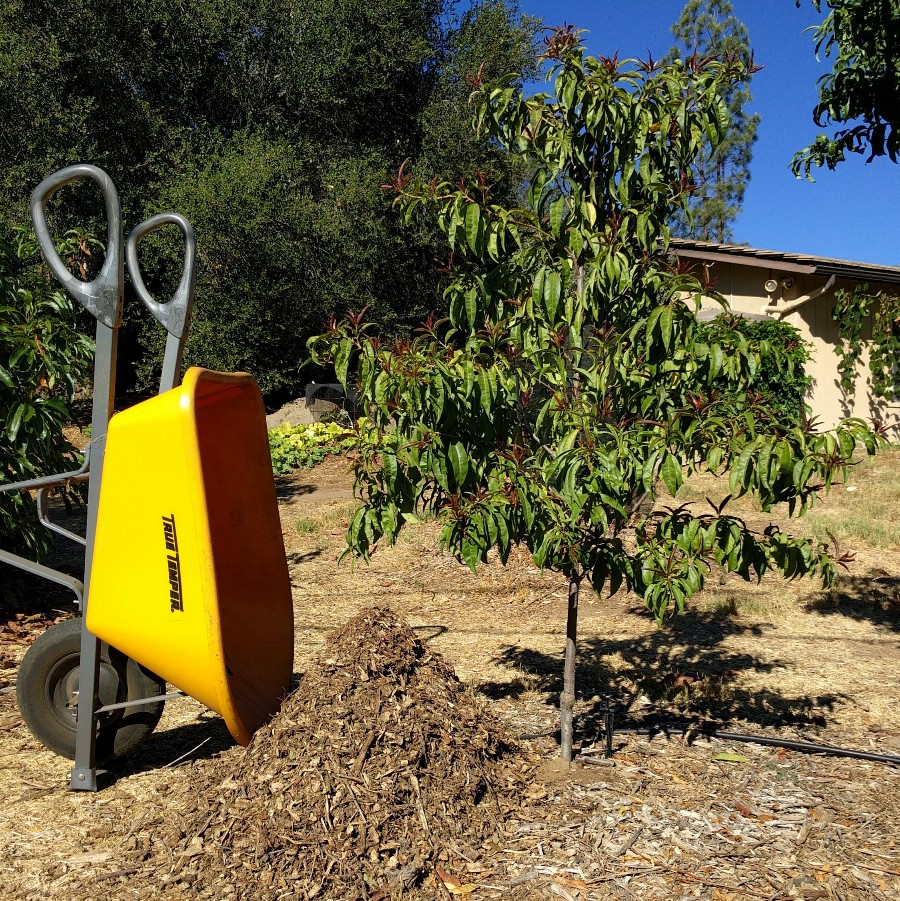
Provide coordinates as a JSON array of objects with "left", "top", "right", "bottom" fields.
[
  {"left": 560, "top": 261, "right": 587, "bottom": 763},
  {"left": 560, "top": 569, "right": 582, "bottom": 761}
]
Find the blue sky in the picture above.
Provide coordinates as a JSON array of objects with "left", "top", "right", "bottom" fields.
[{"left": 516, "top": 1, "right": 898, "bottom": 266}]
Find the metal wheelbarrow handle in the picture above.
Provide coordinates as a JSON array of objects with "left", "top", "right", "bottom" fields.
[
  {"left": 127, "top": 212, "right": 196, "bottom": 339},
  {"left": 127, "top": 213, "right": 197, "bottom": 392},
  {"left": 29, "top": 164, "right": 124, "bottom": 328}
]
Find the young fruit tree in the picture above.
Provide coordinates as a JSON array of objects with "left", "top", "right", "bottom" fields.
[{"left": 311, "top": 28, "right": 880, "bottom": 761}]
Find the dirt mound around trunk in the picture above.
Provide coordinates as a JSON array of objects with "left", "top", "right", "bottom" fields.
[{"left": 137, "top": 607, "right": 534, "bottom": 899}]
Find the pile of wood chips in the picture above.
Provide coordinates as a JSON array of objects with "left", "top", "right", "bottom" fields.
[{"left": 132, "top": 607, "right": 535, "bottom": 899}]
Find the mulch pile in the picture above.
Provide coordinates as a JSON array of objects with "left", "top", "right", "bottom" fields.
[{"left": 128, "top": 607, "right": 535, "bottom": 899}]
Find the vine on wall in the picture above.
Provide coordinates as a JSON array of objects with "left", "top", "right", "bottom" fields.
[{"left": 832, "top": 284, "right": 900, "bottom": 403}]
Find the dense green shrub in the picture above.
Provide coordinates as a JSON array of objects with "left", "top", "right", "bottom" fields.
[
  {"left": 0, "top": 229, "right": 93, "bottom": 556},
  {"left": 0, "top": 0, "right": 540, "bottom": 399},
  {"left": 703, "top": 314, "right": 812, "bottom": 425}
]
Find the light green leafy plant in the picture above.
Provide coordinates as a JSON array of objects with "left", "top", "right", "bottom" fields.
[
  {"left": 267, "top": 421, "right": 355, "bottom": 475},
  {"left": 832, "top": 283, "right": 900, "bottom": 406}
]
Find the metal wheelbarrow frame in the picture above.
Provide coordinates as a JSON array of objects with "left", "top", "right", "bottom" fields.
[{"left": 0, "top": 165, "right": 196, "bottom": 790}]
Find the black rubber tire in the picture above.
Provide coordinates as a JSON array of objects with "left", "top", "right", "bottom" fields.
[{"left": 16, "top": 618, "right": 166, "bottom": 764}]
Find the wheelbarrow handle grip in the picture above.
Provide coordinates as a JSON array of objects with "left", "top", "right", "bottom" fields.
[
  {"left": 126, "top": 212, "right": 196, "bottom": 340},
  {"left": 29, "top": 164, "right": 124, "bottom": 329}
]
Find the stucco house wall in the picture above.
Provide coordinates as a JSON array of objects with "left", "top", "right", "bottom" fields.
[{"left": 672, "top": 240, "right": 900, "bottom": 438}]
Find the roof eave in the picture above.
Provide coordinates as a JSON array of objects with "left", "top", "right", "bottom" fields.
[{"left": 670, "top": 239, "right": 900, "bottom": 289}]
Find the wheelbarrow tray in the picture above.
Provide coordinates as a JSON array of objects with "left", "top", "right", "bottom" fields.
[{"left": 86, "top": 367, "right": 293, "bottom": 745}]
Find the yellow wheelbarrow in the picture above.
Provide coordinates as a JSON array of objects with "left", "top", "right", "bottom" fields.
[{"left": 0, "top": 166, "right": 293, "bottom": 790}]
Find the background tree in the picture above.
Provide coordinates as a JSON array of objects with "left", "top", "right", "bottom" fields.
[
  {"left": 0, "top": 0, "right": 539, "bottom": 397},
  {"left": 666, "top": 0, "right": 760, "bottom": 242},
  {"left": 792, "top": 1, "right": 900, "bottom": 413},
  {"left": 793, "top": 0, "right": 900, "bottom": 176},
  {"left": 312, "top": 29, "right": 879, "bottom": 761}
]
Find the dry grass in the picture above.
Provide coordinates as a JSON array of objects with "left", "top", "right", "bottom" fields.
[
  {"left": 803, "top": 446, "right": 900, "bottom": 550},
  {"left": 676, "top": 445, "right": 900, "bottom": 552},
  {"left": 294, "top": 499, "right": 358, "bottom": 536}
]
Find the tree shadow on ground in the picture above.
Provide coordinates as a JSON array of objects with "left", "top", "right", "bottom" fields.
[
  {"left": 1, "top": 503, "right": 87, "bottom": 621},
  {"left": 805, "top": 569, "right": 900, "bottom": 633},
  {"left": 412, "top": 624, "right": 448, "bottom": 642},
  {"left": 0, "top": 571, "right": 80, "bottom": 623},
  {"left": 478, "top": 605, "right": 848, "bottom": 744},
  {"left": 275, "top": 478, "right": 316, "bottom": 500},
  {"left": 287, "top": 548, "right": 323, "bottom": 565}
]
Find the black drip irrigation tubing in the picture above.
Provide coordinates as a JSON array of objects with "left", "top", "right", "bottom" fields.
[{"left": 611, "top": 723, "right": 900, "bottom": 767}]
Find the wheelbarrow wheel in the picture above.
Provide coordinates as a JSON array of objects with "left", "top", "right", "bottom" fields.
[{"left": 16, "top": 617, "right": 166, "bottom": 763}]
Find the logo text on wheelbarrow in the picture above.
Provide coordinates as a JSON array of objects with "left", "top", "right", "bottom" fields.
[{"left": 162, "top": 514, "right": 184, "bottom": 612}]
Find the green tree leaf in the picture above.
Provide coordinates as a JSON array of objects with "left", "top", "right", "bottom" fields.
[
  {"left": 465, "top": 203, "right": 483, "bottom": 254},
  {"left": 448, "top": 441, "right": 469, "bottom": 488},
  {"left": 660, "top": 451, "right": 682, "bottom": 496}
]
